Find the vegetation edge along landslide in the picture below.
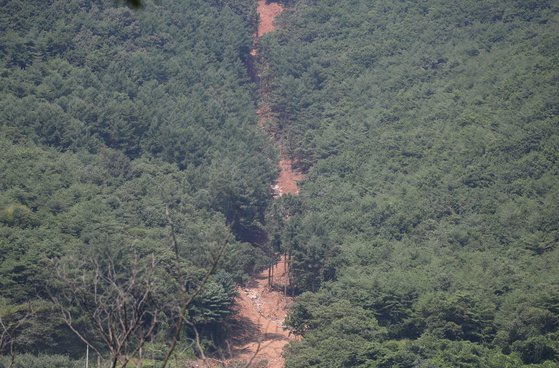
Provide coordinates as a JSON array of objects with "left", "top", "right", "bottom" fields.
[
  {"left": 262, "top": 0, "right": 558, "bottom": 367},
  {"left": 0, "top": 0, "right": 287, "bottom": 366}
]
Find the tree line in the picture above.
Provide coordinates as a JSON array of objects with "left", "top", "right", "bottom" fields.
[
  {"left": 261, "top": 0, "right": 559, "bottom": 366},
  {"left": 0, "top": 0, "right": 279, "bottom": 366}
]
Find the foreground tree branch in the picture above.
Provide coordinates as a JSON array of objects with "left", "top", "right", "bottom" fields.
[
  {"left": 50, "top": 250, "right": 160, "bottom": 368},
  {"left": 0, "top": 304, "right": 32, "bottom": 368},
  {"left": 160, "top": 205, "right": 231, "bottom": 368}
]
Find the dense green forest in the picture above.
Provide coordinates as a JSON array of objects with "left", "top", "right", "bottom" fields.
[
  {"left": 260, "top": 0, "right": 559, "bottom": 367},
  {"left": 0, "top": 0, "right": 278, "bottom": 366},
  {"left": 1, "top": 0, "right": 559, "bottom": 367}
]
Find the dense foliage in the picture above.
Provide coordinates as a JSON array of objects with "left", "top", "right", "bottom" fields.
[
  {"left": 0, "top": 0, "right": 276, "bottom": 364},
  {"left": 2, "top": 0, "right": 558, "bottom": 366},
  {"left": 262, "top": 0, "right": 559, "bottom": 367}
]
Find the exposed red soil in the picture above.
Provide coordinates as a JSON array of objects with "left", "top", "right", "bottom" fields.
[
  {"left": 180, "top": 3, "right": 298, "bottom": 368},
  {"left": 225, "top": 2, "right": 300, "bottom": 367},
  {"left": 253, "top": 0, "right": 304, "bottom": 198},
  {"left": 229, "top": 256, "right": 292, "bottom": 368},
  {"left": 257, "top": 0, "right": 283, "bottom": 37},
  {"left": 258, "top": 112, "right": 304, "bottom": 197},
  {"left": 274, "top": 159, "right": 304, "bottom": 196}
]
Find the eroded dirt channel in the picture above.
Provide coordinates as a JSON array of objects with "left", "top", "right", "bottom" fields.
[{"left": 226, "top": 1, "right": 302, "bottom": 367}]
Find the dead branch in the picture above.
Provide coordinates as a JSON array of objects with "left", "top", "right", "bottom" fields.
[
  {"left": 160, "top": 206, "right": 231, "bottom": 368},
  {"left": 51, "top": 251, "right": 160, "bottom": 368},
  {"left": 0, "top": 305, "right": 32, "bottom": 368}
]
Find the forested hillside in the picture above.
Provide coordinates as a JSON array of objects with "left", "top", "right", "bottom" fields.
[
  {"left": 0, "top": 0, "right": 278, "bottom": 365},
  {"left": 2, "top": 0, "right": 559, "bottom": 367},
  {"left": 261, "top": 0, "right": 559, "bottom": 367}
]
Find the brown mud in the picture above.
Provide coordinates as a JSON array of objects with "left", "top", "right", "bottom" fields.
[
  {"left": 228, "top": 256, "right": 292, "bottom": 368},
  {"left": 256, "top": 0, "right": 283, "bottom": 37},
  {"left": 252, "top": 0, "right": 304, "bottom": 197},
  {"left": 226, "top": 1, "right": 301, "bottom": 367}
]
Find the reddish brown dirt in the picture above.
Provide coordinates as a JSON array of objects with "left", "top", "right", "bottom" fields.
[
  {"left": 226, "top": 2, "right": 300, "bottom": 367},
  {"left": 229, "top": 256, "right": 292, "bottom": 368},
  {"left": 253, "top": 0, "right": 304, "bottom": 197},
  {"left": 274, "top": 159, "right": 304, "bottom": 196},
  {"left": 257, "top": 0, "right": 283, "bottom": 37}
]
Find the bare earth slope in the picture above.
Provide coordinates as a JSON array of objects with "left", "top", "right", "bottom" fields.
[
  {"left": 228, "top": 2, "right": 300, "bottom": 367},
  {"left": 231, "top": 257, "right": 291, "bottom": 368}
]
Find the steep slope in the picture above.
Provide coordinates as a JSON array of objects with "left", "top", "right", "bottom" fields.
[
  {"left": 231, "top": 256, "right": 292, "bottom": 368},
  {"left": 0, "top": 0, "right": 277, "bottom": 363},
  {"left": 263, "top": 0, "right": 559, "bottom": 367},
  {"left": 227, "top": 2, "right": 298, "bottom": 367}
]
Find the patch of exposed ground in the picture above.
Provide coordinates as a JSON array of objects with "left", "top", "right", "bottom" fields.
[
  {"left": 229, "top": 257, "right": 292, "bottom": 368},
  {"left": 253, "top": 0, "right": 304, "bottom": 198},
  {"left": 256, "top": 0, "right": 283, "bottom": 37},
  {"left": 226, "top": 2, "right": 301, "bottom": 367}
]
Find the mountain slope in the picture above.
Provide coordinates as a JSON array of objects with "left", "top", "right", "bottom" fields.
[{"left": 262, "top": 0, "right": 559, "bottom": 366}]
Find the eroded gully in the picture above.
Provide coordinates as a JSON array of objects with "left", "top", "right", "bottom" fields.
[{"left": 227, "top": 1, "right": 303, "bottom": 367}]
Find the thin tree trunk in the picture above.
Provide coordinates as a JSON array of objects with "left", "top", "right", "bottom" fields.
[
  {"left": 8, "top": 342, "right": 14, "bottom": 368},
  {"left": 111, "top": 355, "right": 118, "bottom": 368},
  {"left": 271, "top": 260, "right": 274, "bottom": 286}
]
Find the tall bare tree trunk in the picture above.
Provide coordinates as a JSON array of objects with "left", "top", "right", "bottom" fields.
[{"left": 271, "top": 260, "right": 275, "bottom": 286}]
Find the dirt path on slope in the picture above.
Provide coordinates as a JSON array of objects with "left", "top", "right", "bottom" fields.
[
  {"left": 256, "top": 0, "right": 283, "bottom": 37},
  {"left": 229, "top": 256, "right": 292, "bottom": 368},
  {"left": 253, "top": 0, "right": 304, "bottom": 197},
  {"left": 227, "top": 2, "right": 301, "bottom": 368}
]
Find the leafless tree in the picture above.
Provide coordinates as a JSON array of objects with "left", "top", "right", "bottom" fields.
[
  {"left": 0, "top": 304, "right": 32, "bottom": 368},
  {"left": 186, "top": 320, "right": 263, "bottom": 368},
  {"left": 160, "top": 206, "right": 230, "bottom": 368},
  {"left": 50, "top": 206, "right": 238, "bottom": 368},
  {"left": 50, "top": 251, "right": 160, "bottom": 368}
]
